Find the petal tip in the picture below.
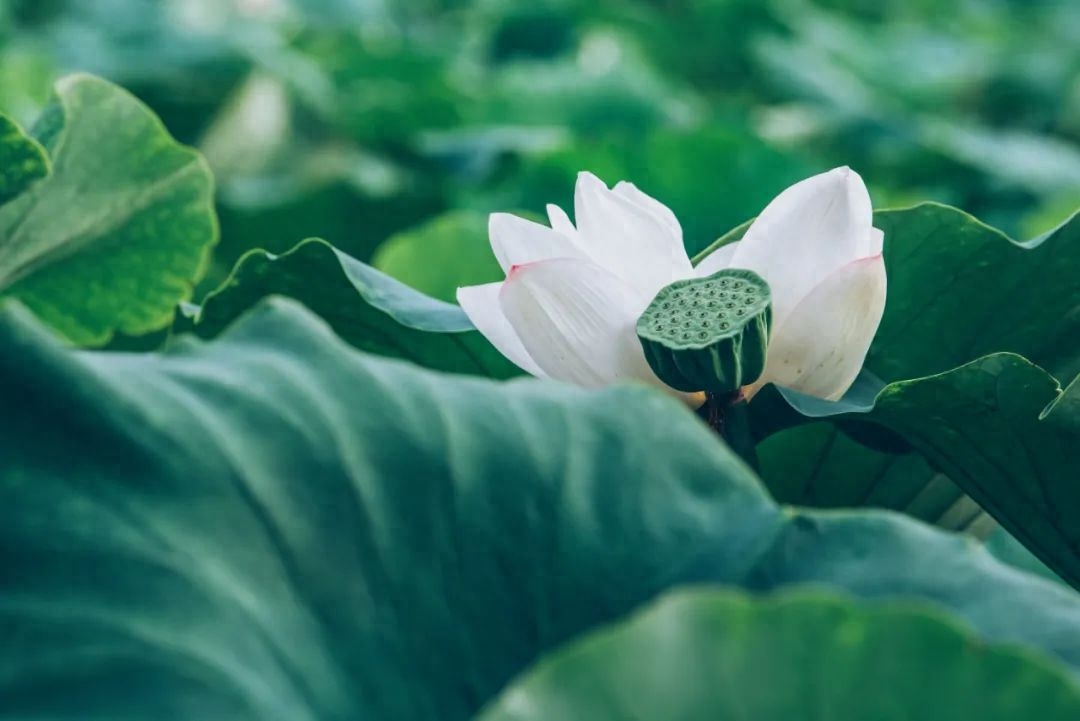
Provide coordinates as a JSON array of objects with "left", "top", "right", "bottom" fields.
[
  {"left": 576, "top": 170, "right": 608, "bottom": 191},
  {"left": 546, "top": 203, "right": 576, "bottom": 235},
  {"left": 827, "top": 164, "right": 866, "bottom": 187}
]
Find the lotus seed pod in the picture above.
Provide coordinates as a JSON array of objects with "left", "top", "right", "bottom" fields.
[{"left": 636, "top": 268, "right": 771, "bottom": 394}]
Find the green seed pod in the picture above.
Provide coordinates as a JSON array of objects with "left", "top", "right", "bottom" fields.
[{"left": 636, "top": 268, "right": 771, "bottom": 394}]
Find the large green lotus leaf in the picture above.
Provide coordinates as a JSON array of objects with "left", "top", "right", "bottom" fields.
[
  {"left": 0, "top": 298, "right": 774, "bottom": 720},
  {"left": 756, "top": 354, "right": 1080, "bottom": 586},
  {"left": 5, "top": 299, "right": 1080, "bottom": 719},
  {"left": 477, "top": 589, "right": 1080, "bottom": 721},
  {"left": 868, "top": 354, "right": 1080, "bottom": 587},
  {"left": 757, "top": 422, "right": 988, "bottom": 533},
  {"left": 372, "top": 210, "right": 502, "bottom": 303},
  {"left": 196, "top": 238, "right": 519, "bottom": 378},
  {"left": 0, "top": 112, "right": 48, "bottom": 205},
  {"left": 871, "top": 204, "right": 1079, "bottom": 383},
  {"left": 0, "top": 74, "right": 217, "bottom": 346}
]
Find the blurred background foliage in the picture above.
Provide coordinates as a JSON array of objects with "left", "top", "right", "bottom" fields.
[{"left": 2, "top": 0, "right": 1077, "bottom": 293}]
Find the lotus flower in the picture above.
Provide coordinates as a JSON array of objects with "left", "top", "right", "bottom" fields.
[{"left": 457, "top": 167, "right": 886, "bottom": 403}]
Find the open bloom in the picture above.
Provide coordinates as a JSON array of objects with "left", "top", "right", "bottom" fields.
[{"left": 457, "top": 167, "right": 886, "bottom": 402}]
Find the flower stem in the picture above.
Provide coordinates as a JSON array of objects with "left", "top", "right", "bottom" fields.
[{"left": 702, "top": 391, "right": 758, "bottom": 469}]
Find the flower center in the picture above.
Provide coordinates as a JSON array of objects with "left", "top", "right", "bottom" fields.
[{"left": 636, "top": 269, "right": 772, "bottom": 393}]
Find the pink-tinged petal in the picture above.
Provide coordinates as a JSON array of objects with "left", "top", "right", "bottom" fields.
[
  {"left": 573, "top": 172, "right": 692, "bottom": 295},
  {"left": 613, "top": 180, "right": 682, "bottom": 241},
  {"left": 749, "top": 254, "right": 886, "bottom": 401},
  {"left": 488, "top": 212, "right": 585, "bottom": 274},
  {"left": 693, "top": 240, "right": 741, "bottom": 277},
  {"left": 457, "top": 282, "right": 545, "bottom": 377},
  {"left": 731, "top": 167, "right": 874, "bottom": 324},
  {"left": 546, "top": 203, "right": 577, "bottom": 237},
  {"left": 498, "top": 257, "right": 663, "bottom": 388}
]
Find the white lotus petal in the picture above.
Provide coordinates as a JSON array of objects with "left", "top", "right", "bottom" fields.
[
  {"left": 488, "top": 212, "right": 585, "bottom": 273},
  {"left": 546, "top": 203, "right": 577, "bottom": 237},
  {"left": 749, "top": 254, "right": 886, "bottom": 401},
  {"left": 457, "top": 282, "right": 545, "bottom": 377},
  {"left": 573, "top": 171, "right": 692, "bottom": 295},
  {"left": 613, "top": 180, "right": 682, "bottom": 240},
  {"left": 498, "top": 257, "right": 661, "bottom": 388},
  {"left": 869, "top": 226, "right": 884, "bottom": 255},
  {"left": 693, "top": 240, "right": 741, "bottom": 277},
  {"left": 731, "top": 166, "right": 874, "bottom": 323}
]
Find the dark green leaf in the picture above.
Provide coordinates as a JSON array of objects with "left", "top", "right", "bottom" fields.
[
  {"left": 758, "top": 353, "right": 1080, "bottom": 590},
  {"left": 4, "top": 300, "right": 1080, "bottom": 719},
  {"left": 197, "top": 237, "right": 519, "bottom": 378},
  {"left": 872, "top": 203, "right": 1079, "bottom": 383},
  {"left": 757, "top": 422, "right": 986, "bottom": 533},
  {"left": 478, "top": 589, "right": 1080, "bottom": 721},
  {"left": 870, "top": 354, "right": 1080, "bottom": 588}
]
